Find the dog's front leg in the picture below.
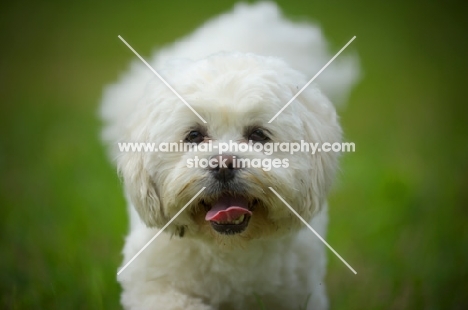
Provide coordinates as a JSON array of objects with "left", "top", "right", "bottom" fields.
[{"left": 120, "top": 284, "right": 215, "bottom": 310}]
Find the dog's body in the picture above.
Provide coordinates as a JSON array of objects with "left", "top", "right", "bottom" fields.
[
  {"left": 101, "top": 3, "right": 358, "bottom": 309},
  {"left": 119, "top": 208, "right": 328, "bottom": 309}
]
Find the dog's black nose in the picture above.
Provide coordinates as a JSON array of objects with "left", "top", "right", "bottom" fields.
[{"left": 210, "top": 155, "right": 238, "bottom": 182}]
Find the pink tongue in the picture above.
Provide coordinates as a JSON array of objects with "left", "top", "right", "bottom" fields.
[{"left": 205, "top": 195, "right": 252, "bottom": 222}]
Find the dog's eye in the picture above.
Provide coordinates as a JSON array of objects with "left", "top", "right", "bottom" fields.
[
  {"left": 249, "top": 129, "right": 269, "bottom": 142},
  {"left": 185, "top": 131, "right": 204, "bottom": 143}
]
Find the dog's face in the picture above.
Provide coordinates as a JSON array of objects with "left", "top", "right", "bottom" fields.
[{"left": 117, "top": 52, "right": 341, "bottom": 244}]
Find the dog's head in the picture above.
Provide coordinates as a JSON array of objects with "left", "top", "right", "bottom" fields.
[{"left": 116, "top": 52, "right": 341, "bottom": 244}]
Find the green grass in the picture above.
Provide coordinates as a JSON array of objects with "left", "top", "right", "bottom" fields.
[{"left": 0, "top": 0, "right": 467, "bottom": 309}]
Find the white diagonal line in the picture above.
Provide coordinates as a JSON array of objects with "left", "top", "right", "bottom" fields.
[
  {"left": 117, "top": 187, "right": 206, "bottom": 275},
  {"left": 268, "top": 36, "right": 356, "bottom": 123},
  {"left": 268, "top": 187, "right": 357, "bottom": 274},
  {"left": 118, "top": 35, "right": 207, "bottom": 124}
]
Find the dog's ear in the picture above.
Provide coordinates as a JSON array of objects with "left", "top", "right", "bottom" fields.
[
  {"left": 298, "top": 87, "right": 342, "bottom": 206},
  {"left": 117, "top": 151, "right": 165, "bottom": 227}
]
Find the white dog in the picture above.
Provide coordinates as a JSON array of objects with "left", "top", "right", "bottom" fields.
[{"left": 101, "top": 2, "right": 358, "bottom": 309}]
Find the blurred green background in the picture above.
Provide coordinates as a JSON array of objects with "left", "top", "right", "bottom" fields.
[{"left": 1, "top": 0, "right": 466, "bottom": 309}]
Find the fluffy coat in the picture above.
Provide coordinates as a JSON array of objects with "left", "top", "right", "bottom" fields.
[{"left": 101, "top": 2, "right": 359, "bottom": 309}]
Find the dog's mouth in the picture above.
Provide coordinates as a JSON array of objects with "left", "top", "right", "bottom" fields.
[{"left": 202, "top": 194, "right": 255, "bottom": 235}]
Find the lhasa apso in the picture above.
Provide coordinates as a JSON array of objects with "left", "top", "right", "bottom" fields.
[{"left": 101, "top": 2, "right": 358, "bottom": 309}]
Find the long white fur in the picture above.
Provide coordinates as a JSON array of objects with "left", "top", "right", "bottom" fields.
[{"left": 101, "top": 2, "right": 359, "bottom": 309}]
